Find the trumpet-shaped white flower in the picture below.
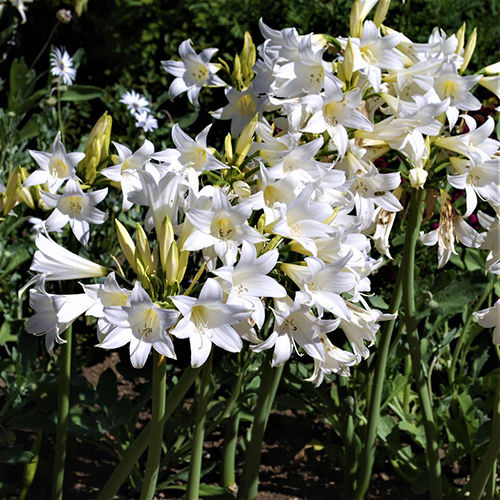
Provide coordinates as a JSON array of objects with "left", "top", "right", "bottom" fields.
[
  {"left": 101, "top": 282, "right": 178, "bottom": 368},
  {"left": 271, "top": 184, "right": 334, "bottom": 256},
  {"left": 50, "top": 47, "right": 76, "bottom": 85},
  {"left": 25, "top": 132, "right": 83, "bottom": 193},
  {"left": 473, "top": 299, "right": 500, "bottom": 345},
  {"left": 171, "top": 278, "right": 252, "bottom": 368},
  {"left": 302, "top": 78, "right": 373, "bottom": 155},
  {"left": 26, "top": 279, "right": 94, "bottom": 354},
  {"left": 183, "top": 189, "right": 265, "bottom": 265},
  {"left": 171, "top": 124, "right": 226, "bottom": 172},
  {"left": 213, "top": 241, "right": 286, "bottom": 328},
  {"left": 30, "top": 233, "right": 107, "bottom": 281},
  {"left": 162, "top": 39, "right": 225, "bottom": 107},
  {"left": 282, "top": 256, "right": 356, "bottom": 320},
  {"left": 101, "top": 140, "right": 154, "bottom": 210},
  {"left": 252, "top": 293, "right": 340, "bottom": 367},
  {"left": 478, "top": 211, "right": 500, "bottom": 275},
  {"left": 447, "top": 157, "right": 500, "bottom": 216},
  {"left": 40, "top": 180, "right": 108, "bottom": 245}
]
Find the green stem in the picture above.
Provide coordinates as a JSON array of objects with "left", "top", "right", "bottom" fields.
[
  {"left": 57, "top": 83, "right": 64, "bottom": 141},
  {"left": 448, "top": 282, "right": 494, "bottom": 384},
  {"left": 186, "top": 354, "right": 213, "bottom": 500},
  {"left": 402, "top": 189, "right": 442, "bottom": 500},
  {"left": 97, "top": 367, "right": 199, "bottom": 500},
  {"left": 20, "top": 430, "right": 43, "bottom": 500},
  {"left": 468, "top": 369, "right": 500, "bottom": 499},
  {"left": 139, "top": 353, "right": 167, "bottom": 500},
  {"left": 222, "top": 411, "right": 240, "bottom": 490},
  {"left": 354, "top": 270, "right": 403, "bottom": 499},
  {"left": 237, "top": 356, "right": 284, "bottom": 500},
  {"left": 51, "top": 326, "right": 72, "bottom": 500}
]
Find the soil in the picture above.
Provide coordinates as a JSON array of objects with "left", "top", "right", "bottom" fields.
[{"left": 1, "top": 353, "right": 427, "bottom": 499}]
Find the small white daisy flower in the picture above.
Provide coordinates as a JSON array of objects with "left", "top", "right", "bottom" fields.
[
  {"left": 134, "top": 111, "right": 158, "bottom": 132},
  {"left": 120, "top": 90, "right": 150, "bottom": 115},
  {"left": 50, "top": 47, "right": 76, "bottom": 86}
]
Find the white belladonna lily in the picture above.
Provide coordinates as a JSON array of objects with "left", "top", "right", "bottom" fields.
[
  {"left": 26, "top": 279, "right": 94, "bottom": 354},
  {"left": 30, "top": 233, "right": 107, "bottom": 280},
  {"left": 432, "top": 61, "right": 481, "bottom": 128},
  {"left": 273, "top": 34, "right": 332, "bottom": 97},
  {"left": 340, "top": 20, "right": 404, "bottom": 91},
  {"left": 447, "top": 157, "right": 500, "bottom": 216},
  {"left": 307, "top": 337, "right": 359, "bottom": 386},
  {"left": 212, "top": 242, "right": 286, "bottom": 328},
  {"left": 40, "top": 180, "right": 108, "bottom": 245},
  {"left": 183, "top": 188, "right": 265, "bottom": 265},
  {"left": 101, "top": 282, "right": 178, "bottom": 369},
  {"left": 478, "top": 211, "right": 500, "bottom": 275},
  {"left": 212, "top": 86, "right": 259, "bottom": 136},
  {"left": 252, "top": 293, "right": 339, "bottom": 367},
  {"left": 101, "top": 140, "right": 154, "bottom": 210},
  {"left": 340, "top": 302, "right": 396, "bottom": 361},
  {"left": 282, "top": 256, "right": 356, "bottom": 320},
  {"left": 302, "top": 78, "right": 373, "bottom": 156},
  {"left": 371, "top": 207, "right": 396, "bottom": 259},
  {"left": 171, "top": 124, "right": 226, "bottom": 172},
  {"left": 171, "top": 278, "right": 252, "bottom": 368},
  {"left": 420, "top": 193, "right": 484, "bottom": 268},
  {"left": 83, "top": 272, "right": 131, "bottom": 340},
  {"left": 473, "top": 299, "right": 500, "bottom": 345},
  {"left": 271, "top": 184, "right": 334, "bottom": 256},
  {"left": 25, "top": 132, "right": 83, "bottom": 193},
  {"left": 162, "top": 39, "right": 225, "bottom": 107},
  {"left": 435, "top": 116, "right": 500, "bottom": 164}
]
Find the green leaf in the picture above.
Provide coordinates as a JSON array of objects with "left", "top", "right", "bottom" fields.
[
  {"left": 0, "top": 446, "right": 34, "bottom": 464},
  {"left": 59, "top": 85, "right": 104, "bottom": 102},
  {"left": 0, "top": 322, "right": 17, "bottom": 346}
]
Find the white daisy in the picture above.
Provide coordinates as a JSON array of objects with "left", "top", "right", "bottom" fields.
[{"left": 50, "top": 47, "right": 76, "bottom": 86}]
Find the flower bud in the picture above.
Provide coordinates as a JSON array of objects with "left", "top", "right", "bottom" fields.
[
  {"left": 135, "top": 223, "right": 153, "bottom": 273},
  {"left": 176, "top": 250, "right": 190, "bottom": 284},
  {"left": 459, "top": 28, "right": 476, "bottom": 74},
  {"left": 159, "top": 215, "right": 174, "bottom": 273},
  {"left": 235, "top": 113, "right": 258, "bottom": 167},
  {"left": 77, "top": 112, "right": 112, "bottom": 184},
  {"left": 409, "top": 166, "right": 428, "bottom": 189},
  {"left": 56, "top": 9, "right": 72, "bottom": 24},
  {"left": 373, "top": 0, "right": 390, "bottom": 28},
  {"left": 3, "top": 168, "right": 22, "bottom": 215},
  {"left": 343, "top": 38, "right": 355, "bottom": 82},
  {"left": 115, "top": 219, "right": 137, "bottom": 273},
  {"left": 455, "top": 23, "right": 466, "bottom": 55},
  {"left": 166, "top": 241, "right": 179, "bottom": 286},
  {"left": 224, "top": 133, "right": 233, "bottom": 164},
  {"left": 350, "top": 0, "right": 362, "bottom": 38},
  {"left": 233, "top": 180, "right": 251, "bottom": 198},
  {"left": 478, "top": 76, "right": 500, "bottom": 99},
  {"left": 483, "top": 62, "right": 500, "bottom": 74}
]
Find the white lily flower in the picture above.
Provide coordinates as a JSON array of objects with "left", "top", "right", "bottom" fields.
[
  {"left": 101, "top": 140, "right": 154, "bottom": 210},
  {"left": 26, "top": 279, "right": 94, "bottom": 354},
  {"left": 302, "top": 78, "right": 373, "bottom": 156},
  {"left": 171, "top": 278, "right": 252, "bottom": 368},
  {"left": 473, "top": 299, "right": 500, "bottom": 345},
  {"left": 30, "top": 233, "right": 107, "bottom": 280},
  {"left": 101, "top": 282, "right": 178, "bottom": 368},
  {"left": 183, "top": 188, "right": 265, "bottom": 265},
  {"left": 478, "top": 211, "right": 500, "bottom": 275},
  {"left": 25, "top": 132, "right": 84, "bottom": 193},
  {"left": 371, "top": 207, "right": 396, "bottom": 259},
  {"left": 212, "top": 241, "right": 286, "bottom": 328},
  {"left": 447, "top": 157, "right": 500, "bottom": 216},
  {"left": 162, "top": 39, "right": 225, "bottom": 107},
  {"left": 282, "top": 256, "right": 356, "bottom": 320},
  {"left": 271, "top": 184, "right": 334, "bottom": 256},
  {"left": 171, "top": 124, "right": 226, "bottom": 172},
  {"left": 420, "top": 193, "right": 484, "bottom": 268},
  {"left": 40, "top": 180, "right": 108, "bottom": 245},
  {"left": 83, "top": 272, "right": 131, "bottom": 340},
  {"left": 252, "top": 293, "right": 340, "bottom": 367}
]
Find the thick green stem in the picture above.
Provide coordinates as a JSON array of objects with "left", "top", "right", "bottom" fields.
[
  {"left": 97, "top": 367, "right": 199, "bottom": 500},
  {"left": 51, "top": 326, "right": 72, "bottom": 500},
  {"left": 468, "top": 372, "right": 500, "bottom": 499},
  {"left": 402, "top": 189, "right": 442, "bottom": 500},
  {"left": 139, "top": 353, "right": 167, "bottom": 500},
  {"left": 354, "top": 270, "right": 403, "bottom": 499},
  {"left": 186, "top": 354, "right": 213, "bottom": 500},
  {"left": 57, "top": 83, "right": 64, "bottom": 141},
  {"left": 222, "top": 411, "right": 240, "bottom": 489},
  {"left": 237, "top": 357, "right": 284, "bottom": 500}
]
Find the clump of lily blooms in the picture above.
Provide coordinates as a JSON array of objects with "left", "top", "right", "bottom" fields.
[{"left": 23, "top": 1, "right": 500, "bottom": 383}]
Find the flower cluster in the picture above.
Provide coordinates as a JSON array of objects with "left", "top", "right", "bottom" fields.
[
  {"left": 23, "top": 1, "right": 500, "bottom": 381},
  {"left": 120, "top": 90, "right": 158, "bottom": 132}
]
